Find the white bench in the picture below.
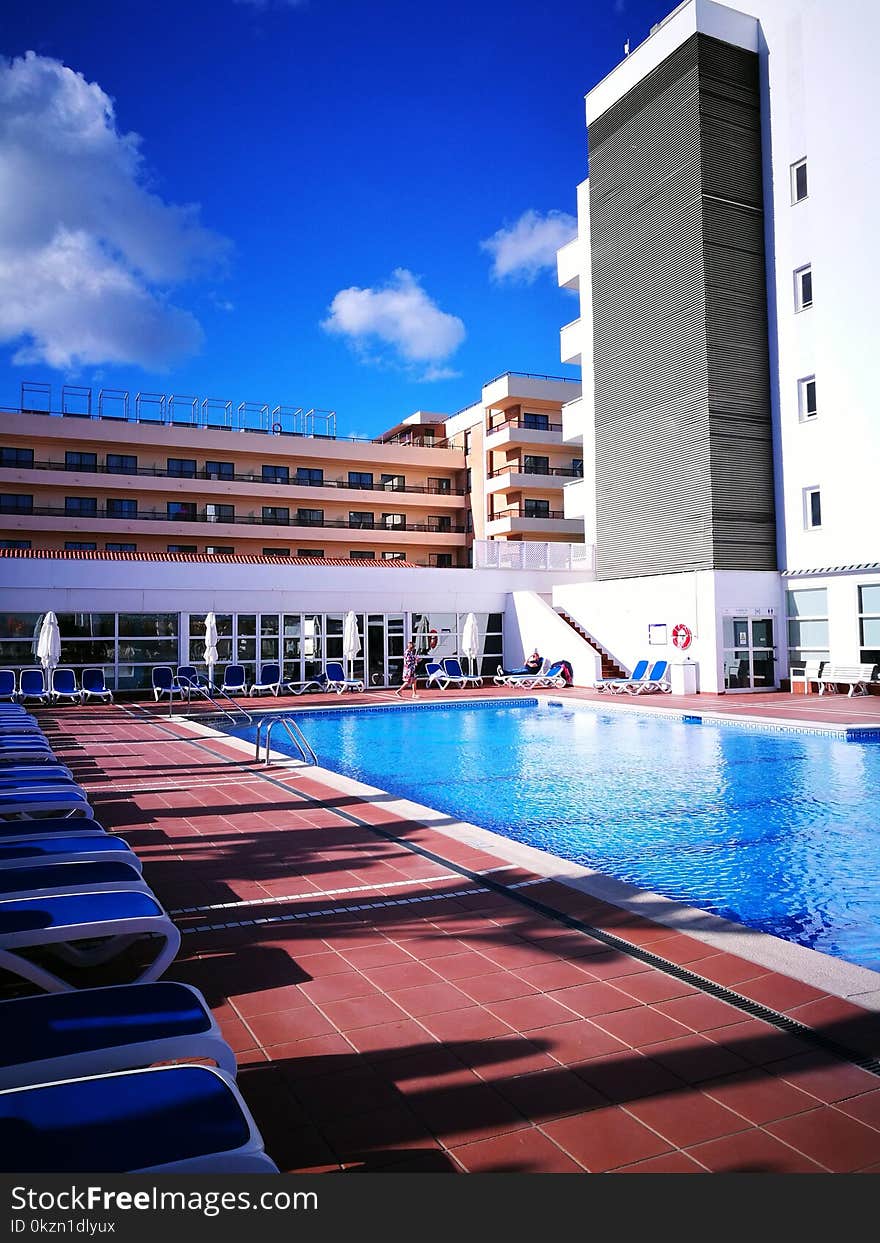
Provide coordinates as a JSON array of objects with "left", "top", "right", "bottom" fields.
[
  {"left": 817, "top": 663, "right": 877, "bottom": 697},
  {"left": 789, "top": 660, "right": 824, "bottom": 695}
]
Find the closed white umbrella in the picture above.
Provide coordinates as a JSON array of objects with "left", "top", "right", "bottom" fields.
[
  {"left": 204, "top": 611, "right": 219, "bottom": 688},
  {"left": 342, "top": 610, "right": 361, "bottom": 680},
  {"left": 37, "top": 611, "right": 61, "bottom": 675},
  {"left": 461, "top": 612, "right": 479, "bottom": 678},
  {"left": 30, "top": 614, "right": 43, "bottom": 659},
  {"left": 414, "top": 612, "right": 430, "bottom": 655}
]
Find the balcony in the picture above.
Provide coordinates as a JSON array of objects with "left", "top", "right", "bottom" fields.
[
  {"left": 485, "top": 464, "right": 583, "bottom": 495},
  {"left": 556, "top": 236, "right": 581, "bottom": 291},
  {"left": 561, "top": 397, "right": 585, "bottom": 447},
  {"left": 485, "top": 506, "right": 584, "bottom": 539},
  {"left": 484, "top": 416, "right": 564, "bottom": 452},
  {"left": 560, "top": 318, "right": 582, "bottom": 367},
  {"left": 563, "top": 476, "right": 589, "bottom": 522}
]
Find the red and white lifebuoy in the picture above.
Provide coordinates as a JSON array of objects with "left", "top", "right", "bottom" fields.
[
  {"left": 271, "top": 422, "right": 283, "bottom": 434},
  {"left": 428, "top": 629, "right": 438, "bottom": 650},
  {"left": 672, "top": 623, "right": 693, "bottom": 650}
]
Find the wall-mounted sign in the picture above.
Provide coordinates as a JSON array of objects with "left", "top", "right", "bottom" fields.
[{"left": 648, "top": 623, "right": 667, "bottom": 646}]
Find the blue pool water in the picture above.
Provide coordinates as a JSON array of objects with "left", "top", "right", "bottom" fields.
[{"left": 227, "top": 702, "right": 880, "bottom": 972}]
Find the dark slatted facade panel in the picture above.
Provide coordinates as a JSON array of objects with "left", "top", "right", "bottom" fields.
[{"left": 588, "top": 32, "right": 776, "bottom": 581}]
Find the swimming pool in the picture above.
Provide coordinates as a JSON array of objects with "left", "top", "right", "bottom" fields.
[{"left": 225, "top": 701, "right": 880, "bottom": 972}]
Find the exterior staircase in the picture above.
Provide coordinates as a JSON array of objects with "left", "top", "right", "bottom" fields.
[{"left": 554, "top": 607, "right": 628, "bottom": 680}]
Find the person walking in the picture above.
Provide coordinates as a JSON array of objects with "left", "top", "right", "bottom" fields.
[{"left": 395, "top": 639, "right": 420, "bottom": 699}]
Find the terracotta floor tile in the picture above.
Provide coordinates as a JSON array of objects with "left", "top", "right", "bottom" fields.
[
  {"left": 768, "top": 1051, "right": 880, "bottom": 1103},
  {"left": 269, "top": 1033, "right": 360, "bottom": 1078},
  {"left": 457, "top": 972, "right": 539, "bottom": 1004},
  {"left": 513, "top": 959, "right": 595, "bottom": 992},
  {"left": 460, "top": 1034, "right": 559, "bottom": 1082},
  {"left": 543, "top": 1105, "right": 673, "bottom": 1172},
  {"left": 339, "top": 943, "right": 415, "bottom": 970},
  {"left": 539, "top": 1020, "right": 630, "bottom": 1065},
  {"left": 767, "top": 1107, "right": 880, "bottom": 1172},
  {"left": 573, "top": 1049, "right": 689, "bottom": 1103},
  {"left": 615, "top": 1151, "right": 707, "bottom": 1173},
  {"left": 292, "top": 1066, "right": 404, "bottom": 1122},
  {"left": 640, "top": 1033, "right": 752, "bottom": 1083},
  {"left": 686, "top": 1128, "right": 827, "bottom": 1173},
  {"left": 362, "top": 961, "right": 440, "bottom": 991},
  {"left": 344, "top": 1019, "right": 435, "bottom": 1059},
  {"left": 247, "top": 1004, "right": 338, "bottom": 1046},
  {"left": 496, "top": 1067, "right": 608, "bottom": 1122},
  {"left": 576, "top": 950, "right": 653, "bottom": 982},
  {"left": 626, "top": 1088, "right": 750, "bottom": 1147},
  {"left": 590, "top": 1005, "right": 693, "bottom": 1048},
  {"left": 298, "top": 972, "right": 381, "bottom": 1005},
  {"left": 390, "top": 981, "right": 474, "bottom": 1017},
  {"left": 654, "top": 992, "right": 748, "bottom": 1033},
  {"left": 705, "top": 1019, "right": 813, "bottom": 1066},
  {"left": 612, "top": 970, "right": 697, "bottom": 1005},
  {"left": 231, "top": 983, "right": 312, "bottom": 1017},
  {"left": 323, "top": 1104, "right": 438, "bottom": 1160},
  {"left": 733, "top": 973, "right": 828, "bottom": 1012},
  {"left": 450, "top": 1127, "right": 584, "bottom": 1173},
  {"left": 546, "top": 980, "right": 642, "bottom": 1018},
  {"left": 320, "top": 994, "right": 409, "bottom": 1032},
  {"left": 701, "top": 1068, "right": 821, "bottom": 1125},
  {"left": 836, "top": 1089, "right": 880, "bottom": 1130},
  {"left": 488, "top": 993, "right": 581, "bottom": 1032},
  {"left": 427, "top": 951, "right": 497, "bottom": 981},
  {"left": 419, "top": 1006, "right": 514, "bottom": 1043},
  {"left": 408, "top": 1081, "right": 530, "bottom": 1148},
  {"left": 217, "top": 1016, "right": 260, "bottom": 1053}
]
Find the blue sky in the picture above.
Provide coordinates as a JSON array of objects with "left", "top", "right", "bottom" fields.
[{"left": 0, "top": 0, "right": 667, "bottom": 437}]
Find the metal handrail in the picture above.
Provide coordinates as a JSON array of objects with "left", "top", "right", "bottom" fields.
[
  {"left": 172, "top": 675, "right": 253, "bottom": 725},
  {"left": 255, "top": 716, "right": 317, "bottom": 766}
]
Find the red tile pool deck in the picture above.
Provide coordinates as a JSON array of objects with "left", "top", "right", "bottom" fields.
[{"left": 12, "top": 687, "right": 880, "bottom": 1174}]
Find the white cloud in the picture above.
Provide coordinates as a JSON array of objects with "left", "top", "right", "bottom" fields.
[
  {"left": 322, "top": 269, "right": 465, "bottom": 380},
  {"left": 0, "top": 51, "right": 228, "bottom": 370},
  {"left": 481, "top": 209, "right": 577, "bottom": 284}
]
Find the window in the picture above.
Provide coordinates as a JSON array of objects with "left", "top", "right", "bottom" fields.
[
  {"left": 167, "top": 458, "right": 196, "bottom": 478},
  {"left": 205, "top": 503, "right": 234, "bottom": 523},
  {"left": 523, "top": 412, "right": 549, "bottom": 430},
  {"left": 1, "top": 447, "right": 33, "bottom": 468},
  {"left": 523, "top": 455, "right": 550, "bottom": 475},
  {"left": 429, "top": 553, "right": 453, "bottom": 567},
  {"left": 262, "top": 506, "right": 289, "bottom": 525},
  {"left": 379, "top": 474, "right": 404, "bottom": 491},
  {"left": 524, "top": 498, "right": 550, "bottom": 518},
  {"left": 858, "top": 585, "right": 880, "bottom": 665},
  {"left": 803, "top": 487, "right": 822, "bottom": 529},
  {"left": 428, "top": 477, "right": 451, "bottom": 494},
  {"left": 65, "top": 496, "right": 97, "bottom": 516},
  {"left": 465, "top": 468, "right": 472, "bottom": 493},
  {"left": 106, "top": 498, "right": 137, "bottom": 518},
  {"left": 349, "top": 511, "right": 374, "bottom": 529},
  {"left": 65, "top": 541, "right": 97, "bottom": 550},
  {"left": 167, "top": 545, "right": 197, "bottom": 553},
  {"left": 382, "top": 513, "right": 405, "bottom": 529},
  {"left": 428, "top": 515, "right": 451, "bottom": 532},
  {"left": 262, "top": 548, "right": 290, "bottom": 557},
  {"left": 572, "top": 458, "right": 584, "bottom": 476},
  {"left": 107, "top": 453, "right": 137, "bottom": 475},
  {"left": 787, "top": 588, "right": 829, "bottom": 668},
  {"left": 297, "top": 548, "right": 324, "bottom": 558},
  {"left": 295, "top": 467, "right": 323, "bottom": 486},
  {"left": 262, "top": 464, "right": 289, "bottom": 484},
  {"left": 0, "top": 539, "right": 31, "bottom": 548},
  {"left": 0, "top": 493, "right": 33, "bottom": 513},
  {"left": 349, "top": 471, "right": 375, "bottom": 489},
  {"left": 795, "top": 265, "right": 813, "bottom": 311},
  {"left": 206, "top": 546, "right": 234, "bottom": 555},
  {"left": 106, "top": 542, "right": 136, "bottom": 552},
  {"left": 65, "top": 451, "right": 97, "bottom": 472},
  {"left": 791, "top": 158, "right": 808, "bottom": 203},
  {"left": 205, "top": 460, "right": 234, "bottom": 480},
  {"left": 798, "top": 376, "right": 818, "bottom": 421},
  {"left": 349, "top": 550, "right": 375, "bottom": 560},
  {"left": 167, "top": 501, "right": 196, "bottom": 521},
  {"left": 296, "top": 508, "right": 323, "bottom": 526},
  {"left": 382, "top": 551, "right": 406, "bottom": 561}
]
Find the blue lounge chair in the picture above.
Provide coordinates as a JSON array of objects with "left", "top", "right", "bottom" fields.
[
  {"left": 0, "top": 785, "right": 93, "bottom": 821},
  {"left": 531, "top": 660, "right": 573, "bottom": 688},
  {"left": 596, "top": 659, "right": 649, "bottom": 694},
  {"left": 152, "top": 666, "right": 185, "bottom": 701},
  {"left": 0, "top": 834, "right": 140, "bottom": 871},
  {"left": 19, "top": 668, "right": 49, "bottom": 703},
  {"left": 424, "top": 661, "right": 445, "bottom": 689},
  {"left": 629, "top": 659, "right": 670, "bottom": 694},
  {"left": 0, "top": 890, "right": 181, "bottom": 992},
  {"left": 220, "top": 664, "right": 247, "bottom": 695},
  {"left": 81, "top": 668, "right": 113, "bottom": 703},
  {"left": 249, "top": 663, "right": 282, "bottom": 696},
  {"left": 0, "top": 859, "right": 151, "bottom": 900},
  {"left": 50, "top": 668, "right": 81, "bottom": 704},
  {"left": 324, "top": 662, "right": 365, "bottom": 693},
  {"left": 0, "top": 670, "right": 16, "bottom": 701},
  {"left": 0, "top": 982, "right": 235, "bottom": 1090},
  {"left": 493, "top": 659, "right": 548, "bottom": 688},
  {"left": 0, "top": 817, "right": 107, "bottom": 846},
  {"left": 440, "top": 657, "right": 483, "bottom": 689},
  {"left": 286, "top": 672, "right": 329, "bottom": 695},
  {"left": 0, "top": 764, "right": 74, "bottom": 782},
  {"left": 0, "top": 1065, "right": 278, "bottom": 1172}
]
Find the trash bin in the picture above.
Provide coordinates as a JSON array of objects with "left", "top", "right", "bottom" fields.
[{"left": 670, "top": 661, "right": 698, "bottom": 695}]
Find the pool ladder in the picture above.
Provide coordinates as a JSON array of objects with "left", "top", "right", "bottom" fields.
[
  {"left": 170, "top": 676, "right": 253, "bottom": 727},
  {"left": 255, "top": 716, "right": 318, "bottom": 767}
]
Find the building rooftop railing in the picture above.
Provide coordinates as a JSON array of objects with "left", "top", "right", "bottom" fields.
[
  {"left": 483, "top": 370, "right": 581, "bottom": 387},
  {"left": 0, "top": 458, "right": 465, "bottom": 495}
]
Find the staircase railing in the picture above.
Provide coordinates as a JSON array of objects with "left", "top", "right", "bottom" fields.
[{"left": 255, "top": 716, "right": 317, "bottom": 766}]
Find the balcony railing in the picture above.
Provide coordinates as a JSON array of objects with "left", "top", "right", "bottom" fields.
[
  {"left": 0, "top": 459, "right": 464, "bottom": 495},
  {"left": 0, "top": 504, "right": 465, "bottom": 533},
  {"left": 489, "top": 507, "right": 568, "bottom": 521},
  {"left": 487, "top": 465, "right": 583, "bottom": 479},
  {"left": 486, "top": 417, "right": 563, "bottom": 435}
]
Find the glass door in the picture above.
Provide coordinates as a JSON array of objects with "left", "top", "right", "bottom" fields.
[{"left": 723, "top": 616, "right": 777, "bottom": 691}]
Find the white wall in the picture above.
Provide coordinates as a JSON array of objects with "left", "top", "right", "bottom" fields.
[
  {"left": 504, "top": 591, "right": 602, "bottom": 685},
  {"left": 784, "top": 570, "right": 880, "bottom": 666},
  {"left": 554, "top": 570, "right": 783, "bottom": 692}
]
